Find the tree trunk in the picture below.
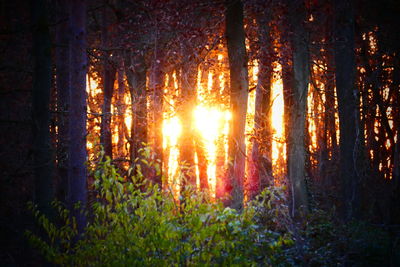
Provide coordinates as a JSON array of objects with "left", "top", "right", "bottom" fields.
[
  {"left": 281, "top": 49, "right": 293, "bottom": 187},
  {"left": 286, "top": 0, "right": 310, "bottom": 218},
  {"left": 225, "top": 0, "right": 249, "bottom": 210},
  {"left": 116, "top": 65, "right": 126, "bottom": 157},
  {"left": 196, "top": 135, "right": 209, "bottom": 192},
  {"left": 393, "top": 57, "right": 400, "bottom": 185},
  {"left": 68, "top": 0, "right": 87, "bottom": 233},
  {"left": 100, "top": 4, "right": 116, "bottom": 159},
  {"left": 333, "top": 0, "right": 361, "bottom": 220},
  {"left": 249, "top": 10, "right": 274, "bottom": 200},
  {"left": 322, "top": 44, "right": 338, "bottom": 192},
  {"left": 149, "top": 51, "right": 164, "bottom": 187},
  {"left": 31, "top": 0, "right": 54, "bottom": 216},
  {"left": 55, "top": 0, "right": 70, "bottom": 203},
  {"left": 325, "top": 49, "right": 338, "bottom": 159},
  {"left": 179, "top": 62, "right": 197, "bottom": 192},
  {"left": 215, "top": 124, "right": 227, "bottom": 199},
  {"left": 125, "top": 52, "right": 147, "bottom": 174},
  {"left": 100, "top": 67, "right": 116, "bottom": 158}
]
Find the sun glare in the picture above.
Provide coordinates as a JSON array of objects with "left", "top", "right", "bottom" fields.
[
  {"left": 194, "top": 106, "right": 230, "bottom": 194},
  {"left": 86, "top": 59, "right": 287, "bottom": 192},
  {"left": 161, "top": 105, "right": 230, "bottom": 196},
  {"left": 270, "top": 63, "right": 286, "bottom": 178}
]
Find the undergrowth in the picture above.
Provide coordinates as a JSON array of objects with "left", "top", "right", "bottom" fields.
[
  {"left": 26, "top": 155, "right": 399, "bottom": 266},
  {"left": 26, "top": 156, "right": 294, "bottom": 266}
]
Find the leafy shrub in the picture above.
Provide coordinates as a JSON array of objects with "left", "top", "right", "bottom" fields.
[{"left": 26, "top": 156, "right": 294, "bottom": 266}]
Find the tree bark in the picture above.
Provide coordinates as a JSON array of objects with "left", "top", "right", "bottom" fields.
[
  {"left": 249, "top": 9, "right": 274, "bottom": 200},
  {"left": 322, "top": 43, "right": 338, "bottom": 192},
  {"left": 68, "top": 0, "right": 87, "bottom": 233},
  {"left": 149, "top": 50, "right": 165, "bottom": 187},
  {"left": 125, "top": 52, "right": 147, "bottom": 174},
  {"left": 393, "top": 56, "right": 400, "bottom": 185},
  {"left": 179, "top": 62, "right": 197, "bottom": 192},
  {"left": 286, "top": 0, "right": 310, "bottom": 218},
  {"left": 55, "top": 0, "right": 70, "bottom": 203},
  {"left": 225, "top": 0, "right": 249, "bottom": 210},
  {"left": 325, "top": 49, "right": 338, "bottom": 160},
  {"left": 116, "top": 65, "right": 126, "bottom": 156},
  {"left": 333, "top": 0, "right": 361, "bottom": 220},
  {"left": 31, "top": 0, "right": 54, "bottom": 216},
  {"left": 100, "top": 4, "right": 116, "bottom": 159},
  {"left": 196, "top": 135, "right": 209, "bottom": 192},
  {"left": 215, "top": 124, "right": 227, "bottom": 199}
]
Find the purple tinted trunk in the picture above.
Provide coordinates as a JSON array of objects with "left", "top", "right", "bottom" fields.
[
  {"left": 56, "top": 0, "right": 70, "bottom": 203},
  {"left": 68, "top": 0, "right": 87, "bottom": 233},
  {"left": 100, "top": 5, "right": 116, "bottom": 159}
]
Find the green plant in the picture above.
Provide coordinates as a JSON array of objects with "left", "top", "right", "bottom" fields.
[{"left": 26, "top": 155, "right": 294, "bottom": 266}]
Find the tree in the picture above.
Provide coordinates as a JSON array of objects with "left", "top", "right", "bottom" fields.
[
  {"left": 249, "top": 5, "right": 274, "bottom": 200},
  {"left": 179, "top": 59, "right": 197, "bottom": 192},
  {"left": 333, "top": 0, "right": 361, "bottom": 220},
  {"left": 56, "top": 0, "right": 70, "bottom": 203},
  {"left": 68, "top": 0, "right": 88, "bottom": 233},
  {"left": 286, "top": 0, "right": 310, "bottom": 218},
  {"left": 125, "top": 52, "right": 148, "bottom": 172},
  {"left": 176, "top": 1, "right": 212, "bottom": 193},
  {"left": 149, "top": 47, "right": 165, "bottom": 187},
  {"left": 31, "top": 0, "right": 54, "bottom": 216},
  {"left": 100, "top": 3, "right": 116, "bottom": 159},
  {"left": 322, "top": 12, "right": 338, "bottom": 190},
  {"left": 225, "top": 0, "right": 249, "bottom": 210}
]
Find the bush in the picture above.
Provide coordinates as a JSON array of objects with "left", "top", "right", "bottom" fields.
[{"left": 26, "top": 156, "right": 294, "bottom": 266}]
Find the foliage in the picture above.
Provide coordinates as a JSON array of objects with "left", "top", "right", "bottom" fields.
[
  {"left": 27, "top": 155, "right": 399, "bottom": 266},
  {"left": 299, "top": 209, "right": 399, "bottom": 267},
  {"left": 26, "top": 156, "right": 294, "bottom": 266}
]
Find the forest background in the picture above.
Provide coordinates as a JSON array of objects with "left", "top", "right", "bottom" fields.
[{"left": 1, "top": 0, "right": 400, "bottom": 265}]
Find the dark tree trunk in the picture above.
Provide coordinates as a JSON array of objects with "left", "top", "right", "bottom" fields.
[
  {"left": 179, "top": 62, "right": 197, "bottom": 192},
  {"left": 125, "top": 52, "right": 147, "bottom": 174},
  {"left": 322, "top": 44, "right": 338, "bottom": 192},
  {"left": 149, "top": 50, "right": 165, "bottom": 187},
  {"left": 249, "top": 9, "right": 274, "bottom": 200},
  {"left": 393, "top": 57, "right": 400, "bottom": 187},
  {"left": 100, "top": 5, "right": 116, "bottom": 159},
  {"left": 225, "top": 0, "right": 249, "bottom": 210},
  {"left": 116, "top": 65, "right": 128, "bottom": 158},
  {"left": 325, "top": 50, "right": 338, "bottom": 159},
  {"left": 100, "top": 66, "right": 116, "bottom": 158},
  {"left": 281, "top": 50, "right": 293, "bottom": 187},
  {"left": 333, "top": 0, "right": 361, "bottom": 220},
  {"left": 55, "top": 0, "right": 70, "bottom": 203},
  {"left": 68, "top": 0, "right": 87, "bottom": 233},
  {"left": 286, "top": 0, "right": 310, "bottom": 218},
  {"left": 31, "top": 0, "right": 54, "bottom": 216},
  {"left": 279, "top": 4, "right": 294, "bottom": 192}
]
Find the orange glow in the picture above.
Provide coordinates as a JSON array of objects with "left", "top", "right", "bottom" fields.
[
  {"left": 270, "top": 63, "right": 286, "bottom": 178},
  {"left": 85, "top": 52, "right": 289, "bottom": 194},
  {"left": 194, "top": 106, "right": 231, "bottom": 195},
  {"left": 161, "top": 105, "right": 230, "bottom": 197},
  {"left": 163, "top": 115, "right": 182, "bottom": 192}
]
